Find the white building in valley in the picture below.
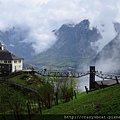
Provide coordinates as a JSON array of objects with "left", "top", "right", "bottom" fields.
[{"left": 0, "top": 42, "right": 23, "bottom": 73}]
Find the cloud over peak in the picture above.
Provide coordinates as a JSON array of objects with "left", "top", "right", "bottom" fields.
[{"left": 0, "top": 0, "right": 120, "bottom": 54}]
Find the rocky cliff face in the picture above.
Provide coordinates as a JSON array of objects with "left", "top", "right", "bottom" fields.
[
  {"left": 1, "top": 19, "right": 120, "bottom": 72},
  {"left": 29, "top": 19, "right": 101, "bottom": 69}
]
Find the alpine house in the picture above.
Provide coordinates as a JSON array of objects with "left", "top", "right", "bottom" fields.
[{"left": 0, "top": 42, "right": 23, "bottom": 73}]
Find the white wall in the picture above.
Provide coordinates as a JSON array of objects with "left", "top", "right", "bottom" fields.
[{"left": 12, "top": 60, "right": 23, "bottom": 72}]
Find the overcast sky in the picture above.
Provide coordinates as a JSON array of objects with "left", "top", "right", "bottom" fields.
[{"left": 0, "top": 0, "right": 120, "bottom": 54}]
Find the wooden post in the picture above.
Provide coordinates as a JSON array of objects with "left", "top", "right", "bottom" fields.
[
  {"left": 115, "top": 76, "right": 119, "bottom": 84},
  {"left": 101, "top": 81, "right": 104, "bottom": 88},
  {"left": 55, "top": 92, "right": 58, "bottom": 105},
  {"left": 16, "top": 111, "right": 19, "bottom": 120},
  {"left": 48, "top": 94, "right": 50, "bottom": 109},
  {"left": 2, "top": 115, "right": 6, "bottom": 120},
  {"left": 53, "top": 96, "right": 56, "bottom": 105},
  {"left": 13, "top": 112, "right": 17, "bottom": 120},
  {"left": 45, "top": 101, "right": 47, "bottom": 108},
  {"left": 66, "top": 92, "right": 69, "bottom": 102},
  {"left": 27, "top": 102, "right": 31, "bottom": 120},
  {"left": 71, "top": 88, "right": 73, "bottom": 100},
  {"left": 89, "top": 66, "right": 95, "bottom": 90},
  {"left": 42, "top": 101, "right": 44, "bottom": 107},
  {"left": 74, "top": 90, "right": 77, "bottom": 99},
  {"left": 29, "top": 101, "right": 31, "bottom": 110},
  {"left": 38, "top": 99, "right": 42, "bottom": 114},
  {"left": 85, "top": 86, "right": 88, "bottom": 94}
]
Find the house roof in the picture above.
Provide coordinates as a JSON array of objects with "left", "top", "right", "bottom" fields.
[
  {"left": 0, "top": 41, "right": 23, "bottom": 60},
  {"left": 0, "top": 49, "right": 23, "bottom": 60},
  {"left": 95, "top": 80, "right": 118, "bottom": 86}
]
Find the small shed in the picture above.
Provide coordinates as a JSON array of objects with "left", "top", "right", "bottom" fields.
[{"left": 94, "top": 79, "right": 119, "bottom": 89}]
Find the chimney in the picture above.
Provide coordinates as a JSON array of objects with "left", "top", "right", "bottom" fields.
[
  {"left": 0, "top": 42, "right": 4, "bottom": 50},
  {"left": 1, "top": 44, "right": 4, "bottom": 50}
]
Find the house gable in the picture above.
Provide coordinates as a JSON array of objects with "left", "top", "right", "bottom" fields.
[{"left": 0, "top": 42, "right": 23, "bottom": 72}]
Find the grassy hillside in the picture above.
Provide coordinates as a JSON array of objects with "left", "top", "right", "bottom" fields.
[
  {"left": 1, "top": 72, "right": 120, "bottom": 120},
  {"left": 7, "top": 72, "right": 42, "bottom": 90},
  {"left": 42, "top": 84, "right": 120, "bottom": 115},
  {"left": 6, "top": 73, "right": 120, "bottom": 115}
]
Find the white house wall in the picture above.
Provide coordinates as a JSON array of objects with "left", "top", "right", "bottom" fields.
[{"left": 12, "top": 60, "right": 23, "bottom": 72}]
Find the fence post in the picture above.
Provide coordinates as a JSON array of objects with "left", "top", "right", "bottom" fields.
[
  {"left": 16, "top": 111, "right": 19, "bottom": 120},
  {"left": 48, "top": 94, "right": 50, "bottom": 109},
  {"left": 89, "top": 66, "right": 95, "bottom": 90},
  {"left": 55, "top": 92, "right": 58, "bottom": 105},
  {"left": 71, "top": 88, "right": 73, "bottom": 100},
  {"left": 27, "top": 102, "right": 31, "bottom": 120},
  {"left": 45, "top": 101, "right": 47, "bottom": 109},
  {"left": 115, "top": 76, "right": 119, "bottom": 84},
  {"left": 74, "top": 90, "right": 77, "bottom": 99},
  {"left": 65, "top": 92, "right": 69, "bottom": 102},
  {"left": 101, "top": 81, "right": 104, "bottom": 88},
  {"left": 85, "top": 86, "right": 88, "bottom": 94},
  {"left": 38, "top": 99, "right": 42, "bottom": 114},
  {"left": 2, "top": 115, "right": 6, "bottom": 120}
]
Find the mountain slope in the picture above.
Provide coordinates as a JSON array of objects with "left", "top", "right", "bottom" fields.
[
  {"left": 34, "top": 84, "right": 120, "bottom": 116},
  {"left": 90, "top": 31, "right": 120, "bottom": 72},
  {"left": 0, "top": 27, "right": 34, "bottom": 59},
  {"left": 28, "top": 19, "right": 101, "bottom": 69}
]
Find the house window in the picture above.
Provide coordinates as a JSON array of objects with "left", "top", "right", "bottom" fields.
[
  {"left": 8, "top": 61, "right": 11, "bottom": 63},
  {"left": 18, "top": 60, "right": 21, "bottom": 63},
  {"left": 14, "top": 60, "right": 17, "bottom": 63},
  {"left": 1, "top": 60, "right": 4, "bottom": 63},
  {"left": 4, "top": 60, "right": 7, "bottom": 63}
]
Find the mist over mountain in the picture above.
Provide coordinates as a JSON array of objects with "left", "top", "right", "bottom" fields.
[
  {"left": 90, "top": 22, "right": 120, "bottom": 73},
  {"left": 0, "top": 0, "right": 120, "bottom": 72},
  {"left": 0, "top": 27, "right": 34, "bottom": 59},
  {"left": 0, "top": 19, "right": 120, "bottom": 72},
  {"left": 90, "top": 34, "right": 120, "bottom": 73},
  {"left": 27, "top": 19, "right": 101, "bottom": 69}
]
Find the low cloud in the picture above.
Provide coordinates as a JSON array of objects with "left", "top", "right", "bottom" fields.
[{"left": 0, "top": 0, "right": 120, "bottom": 54}]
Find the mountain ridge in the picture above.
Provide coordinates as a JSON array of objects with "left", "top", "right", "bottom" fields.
[
  {"left": 28, "top": 19, "right": 101, "bottom": 69},
  {"left": 90, "top": 32, "right": 120, "bottom": 72},
  {"left": 1, "top": 19, "right": 120, "bottom": 72},
  {"left": 0, "top": 27, "right": 34, "bottom": 59}
]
